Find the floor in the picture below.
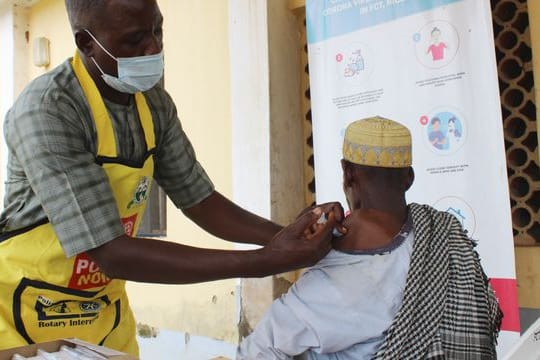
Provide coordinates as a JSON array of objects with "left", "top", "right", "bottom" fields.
[{"left": 137, "top": 329, "right": 237, "bottom": 360}]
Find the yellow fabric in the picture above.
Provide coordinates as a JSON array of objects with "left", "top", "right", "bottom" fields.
[
  {"left": 0, "top": 51, "right": 155, "bottom": 356},
  {"left": 342, "top": 116, "right": 412, "bottom": 168}
]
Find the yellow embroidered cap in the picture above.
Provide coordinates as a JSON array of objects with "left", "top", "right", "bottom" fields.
[{"left": 343, "top": 116, "right": 412, "bottom": 168}]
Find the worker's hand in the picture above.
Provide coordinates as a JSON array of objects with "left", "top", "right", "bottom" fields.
[
  {"left": 296, "top": 202, "right": 343, "bottom": 220},
  {"left": 297, "top": 202, "right": 347, "bottom": 237},
  {"left": 265, "top": 206, "right": 339, "bottom": 270}
]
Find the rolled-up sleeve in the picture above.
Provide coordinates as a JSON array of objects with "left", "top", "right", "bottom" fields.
[{"left": 147, "top": 89, "right": 214, "bottom": 209}]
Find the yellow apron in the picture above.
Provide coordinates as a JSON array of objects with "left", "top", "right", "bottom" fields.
[{"left": 0, "top": 51, "right": 155, "bottom": 356}]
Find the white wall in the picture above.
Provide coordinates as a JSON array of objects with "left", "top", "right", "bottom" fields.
[
  {"left": 0, "top": 2, "right": 31, "bottom": 208},
  {"left": 229, "top": 0, "right": 271, "bottom": 223},
  {"left": 0, "top": 3, "right": 14, "bottom": 207},
  {"left": 228, "top": 0, "right": 274, "bottom": 336},
  {"left": 228, "top": 0, "right": 307, "bottom": 337}
]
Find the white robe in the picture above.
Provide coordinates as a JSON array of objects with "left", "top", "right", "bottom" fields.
[{"left": 237, "top": 230, "right": 414, "bottom": 360}]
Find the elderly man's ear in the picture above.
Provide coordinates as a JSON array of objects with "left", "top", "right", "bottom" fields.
[
  {"left": 341, "top": 159, "right": 355, "bottom": 188},
  {"left": 404, "top": 167, "right": 415, "bottom": 191}
]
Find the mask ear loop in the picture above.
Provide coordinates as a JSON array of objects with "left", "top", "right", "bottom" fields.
[
  {"left": 84, "top": 29, "right": 118, "bottom": 61},
  {"left": 84, "top": 29, "right": 119, "bottom": 78},
  {"left": 89, "top": 57, "right": 107, "bottom": 76}
]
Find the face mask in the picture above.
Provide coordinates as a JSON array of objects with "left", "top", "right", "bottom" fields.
[{"left": 85, "top": 29, "right": 164, "bottom": 94}]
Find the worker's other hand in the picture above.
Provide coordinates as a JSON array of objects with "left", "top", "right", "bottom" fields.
[{"left": 265, "top": 206, "right": 339, "bottom": 269}]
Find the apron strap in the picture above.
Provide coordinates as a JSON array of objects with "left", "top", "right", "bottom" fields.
[{"left": 71, "top": 51, "right": 156, "bottom": 157}]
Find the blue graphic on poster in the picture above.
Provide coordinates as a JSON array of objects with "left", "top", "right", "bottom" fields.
[
  {"left": 307, "top": 0, "right": 463, "bottom": 44},
  {"left": 433, "top": 196, "right": 476, "bottom": 236},
  {"left": 333, "top": 42, "right": 375, "bottom": 88},
  {"left": 421, "top": 109, "right": 466, "bottom": 154}
]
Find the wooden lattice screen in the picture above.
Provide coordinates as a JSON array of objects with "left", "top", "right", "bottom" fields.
[{"left": 492, "top": 0, "right": 539, "bottom": 245}]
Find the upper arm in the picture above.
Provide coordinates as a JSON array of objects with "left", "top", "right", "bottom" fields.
[
  {"left": 148, "top": 89, "right": 214, "bottom": 209},
  {"left": 238, "top": 270, "right": 340, "bottom": 358},
  {"left": 238, "top": 295, "right": 319, "bottom": 359}
]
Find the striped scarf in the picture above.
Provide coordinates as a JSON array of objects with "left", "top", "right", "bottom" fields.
[{"left": 372, "top": 203, "right": 502, "bottom": 359}]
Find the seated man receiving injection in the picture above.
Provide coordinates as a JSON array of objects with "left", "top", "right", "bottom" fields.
[{"left": 237, "top": 116, "right": 502, "bottom": 360}]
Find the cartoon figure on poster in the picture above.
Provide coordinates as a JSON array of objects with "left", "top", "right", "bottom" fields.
[
  {"left": 333, "top": 42, "right": 374, "bottom": 88},
  {"left": 422, "top": 110, "right": 465, "bottom": 154},
  {"left": 427, "top": 27, "right": 447, "bottom": 61},
  {"left": 344, "top": 49, "right": 365, "bottom": 77},
  {"left": 446, "top": 116, "right": 462, "bottom": 149},
  {"left": 414, "top": 20, "right": 459, "bottom": 69},
  {"left": 428, "top": 117, "right": 447, "bottom": 150}
]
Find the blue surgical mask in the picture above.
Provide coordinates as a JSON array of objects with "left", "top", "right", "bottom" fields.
[{"left": 85, "top": 29, "right": 164, "bottom": 94}]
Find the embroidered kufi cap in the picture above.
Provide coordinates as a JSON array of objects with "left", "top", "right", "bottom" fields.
[{"left": 343, "top": 116, "right": 412, "bottom": 168}]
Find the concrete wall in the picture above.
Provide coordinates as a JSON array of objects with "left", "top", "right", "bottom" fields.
[
  {"left": 268, "top": 0, "right": 305, "bottom": 236},
  {"left": 228, "top": 0, "right": 307, "bottom": 338},
  {"left": 0, "top": 2, "right": 31, "bottom": 207},
  {"left": 228, "top": 0, "right": 273, "bottom": 339},
  {"left": 267, "top": 0, "right": 305, "bottom": 299},
  {"left": 0, "top": 2, "right": 15, "bottom": 207}
]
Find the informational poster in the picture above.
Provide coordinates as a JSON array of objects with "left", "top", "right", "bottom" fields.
[{"left": 306, "top": 0, "right": 519, "bottom": 355}]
